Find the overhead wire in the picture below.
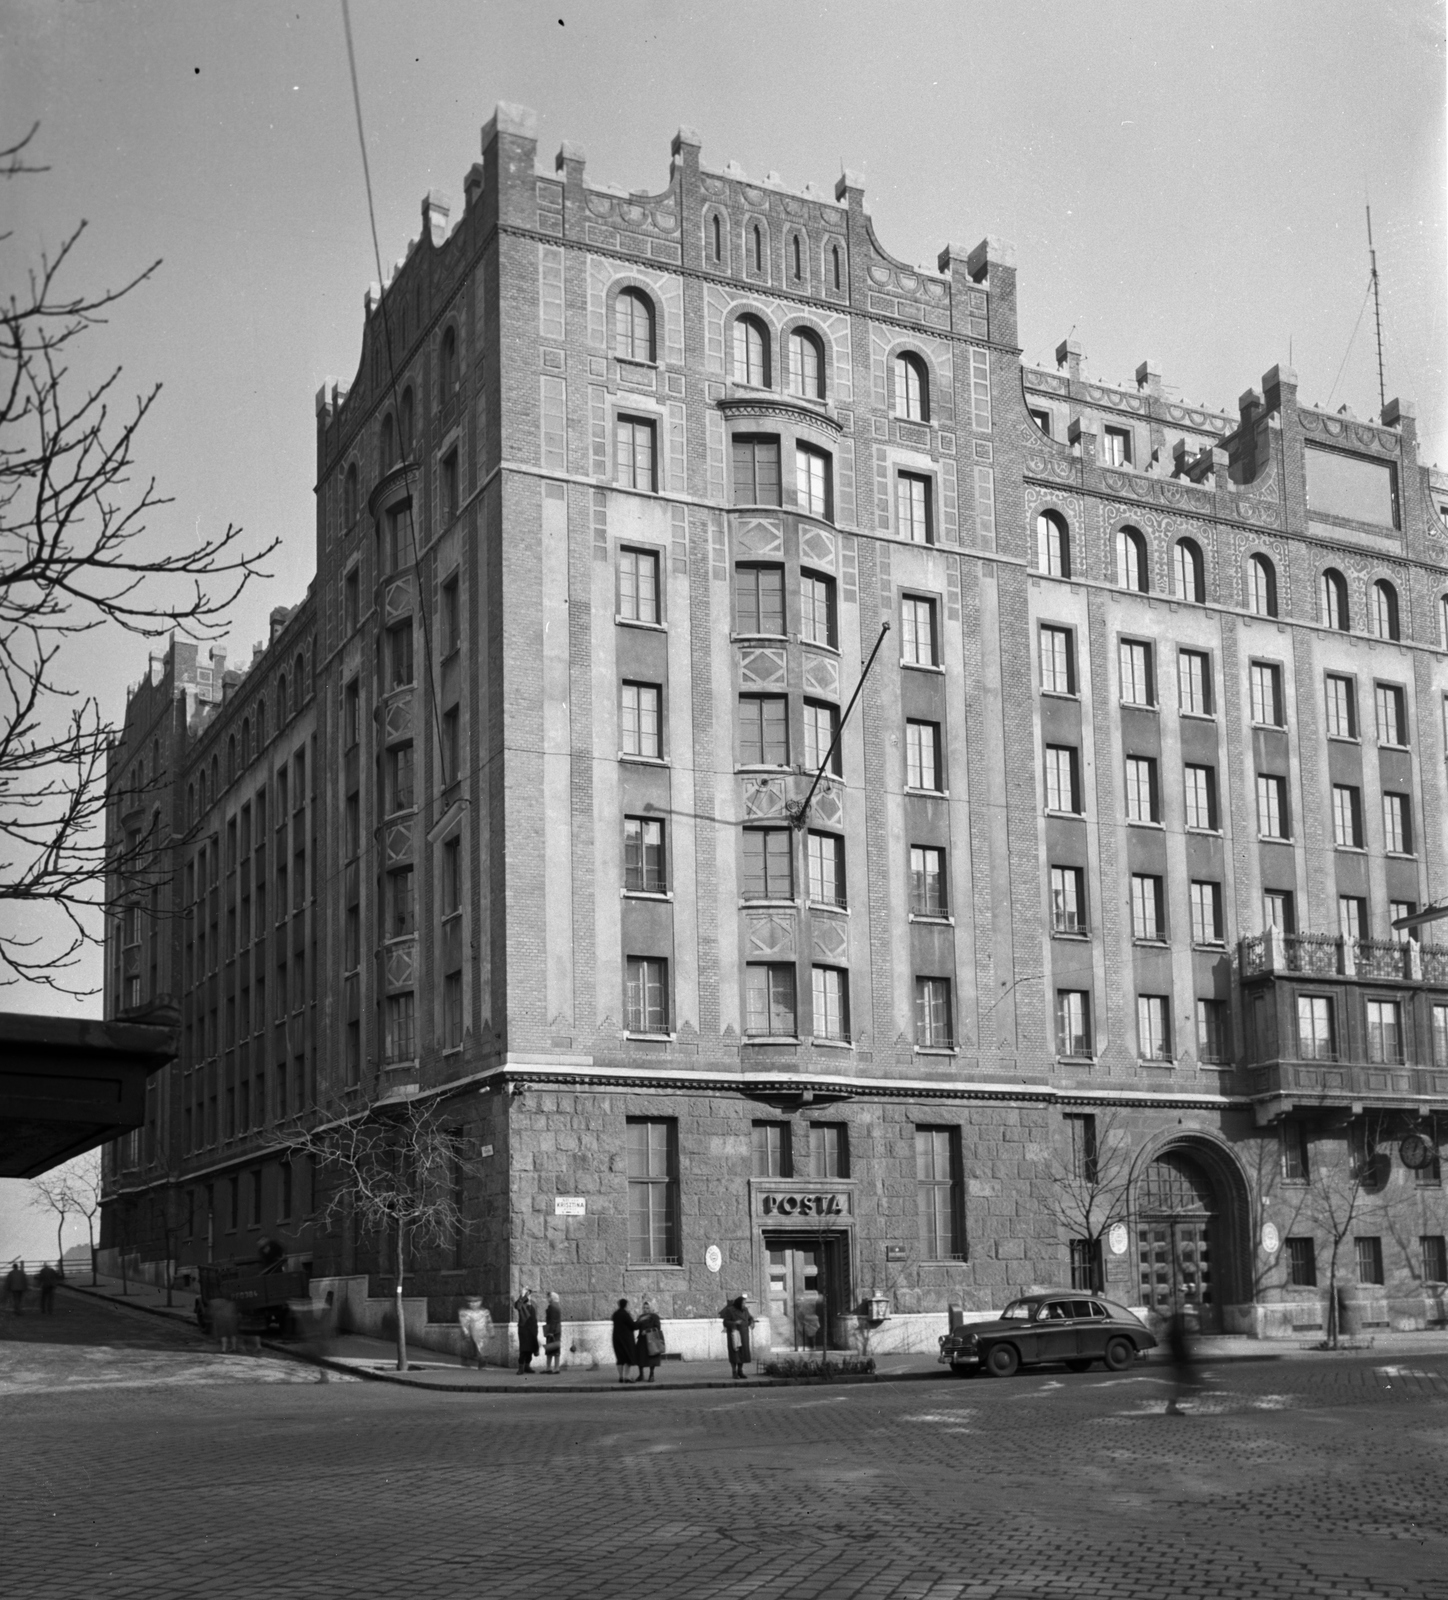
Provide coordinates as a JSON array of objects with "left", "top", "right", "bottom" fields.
[{"left": 1325, "top": 274, "right": 1375, "bottom": 412}]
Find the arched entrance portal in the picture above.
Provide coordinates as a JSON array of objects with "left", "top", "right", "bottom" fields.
[{"left": 1137, "top": 1150, "right": 1219, "bottom": 1331}]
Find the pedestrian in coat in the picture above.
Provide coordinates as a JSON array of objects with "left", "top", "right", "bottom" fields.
[
  {"left": 633, "top": 1298, "right": 665, "bottom": 1382},
  {"left": 610, "top": 1298, "right": 636, "bottom": 1383},
  {"left": 5, "top": 1261, "right": 27, "bottom": 1314},
  {"left": 514, "top": 1287, "right": 539, "bottom": 1374},
  {"left": 36, "top": 1262, "right": 61, "bottom": 1315},
  {"left": 722, "top": 1294, "right": 755, "bottom": 1379},
  {"left": 1164, "top": 1301, "right": 1201, "bottom": 1416},
  {"left": 543, "top": 1291, "right": 563, "bottom": 1373},
  {"left": 209, "top": 1296, "right": 240, "bottom": 1353}
]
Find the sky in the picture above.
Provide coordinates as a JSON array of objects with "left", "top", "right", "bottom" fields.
[{"left": 1, "top": 0, "right": 1445, "bottom": 1032}]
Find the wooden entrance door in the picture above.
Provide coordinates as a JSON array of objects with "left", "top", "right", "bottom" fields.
[
  {"left": 1137, "top": 1150, "right": 1218, "bottom": 1330},
  {"left": 765, "top": 1242, "right": 828, "bottom": 1349}
]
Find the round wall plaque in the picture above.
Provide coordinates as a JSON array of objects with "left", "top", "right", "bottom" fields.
[
  {"left": 1260, "top": 1222, "right": 1280, "bottom": 1254},
  {"left": 1107, "top": 1223, "right": 1129, "bottom": 1256},
  {"left": 705, "top": 1245, "right": 723, "bottom": 1273}
]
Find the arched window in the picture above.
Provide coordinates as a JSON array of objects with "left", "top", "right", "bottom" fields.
[
  {"left": 187, "top": 784, "right": 195, "bottom": 826},
  {"left": 831, "top": 244, "right": 842, "bottom": 290},
  {"left": 1115, "top": 526, "right": 1148, "bottom": 592},
  {"left": 1371, "top": 578, "right": 1400, "bottom": 640},
  {"left": 227, "top": 735, "right": 236, "bottom": 785},
  {"left": 399, "top": 388, "right": 414, "bottom": 458},
  {"left": 344, "top": 463, "right": 358, "bottom": 526},
  {"left": 752, "top": 224, "right": 763, "bottom": 272},
  {"left": 1441, "top": 594, "right": 1448, "bottom": 648},
  {"left": 1247, "top": 554, "right": 1277, "bottom": 617},
  {"left": 613, "top": 288, "right": 655, "bottom": 362},
  {"left": 197, "top": 773, "right": 206, "bottom": 814},
  {"left": 256, "top": 702, "right": 265, "bottom": 748},
  {"left": 277, "top": 677, "right": 288, "bottom": 725},
  {"left": 241, "top": 718, "right": 251, "bottom": 765},
  {"left": 787, "top": 328, "right": 825, "bottom": 400},
  {"left": 894, "top": 352, "right": 929, "bottom": 422},
  {"left": 791, "top": 234, "right": 802, "bottom": 280},
  {"left": 1037, "top": 511, "right": 1071, "bottom": 578},
  {"left": 1173, "top": 538, "right": 1205, "bottom": 602},
  {"left": 440, "top": 325, "right": 458, "bottom": 396},
  {"left": 294, "top": 653, "right": 305, "bottom": 714},
  {"left": 711, "top": 214, "right": 722, "bottom": 262},
  {"left": 210, "top": 755, "right": 219, "bottom": 799},
  {"left": 732, "top": 316, "right": 770, "bottom": 387},
  {"left": 380, "top": 413, "right": 395, "bottom": 473},
  {"left": 1320, "top": 568, "right": 1349, "bottom": 631}
]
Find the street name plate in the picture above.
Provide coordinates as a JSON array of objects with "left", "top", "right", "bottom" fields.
[{"left": 554, "top": 1196, "right": 586, "bottom": 1216}]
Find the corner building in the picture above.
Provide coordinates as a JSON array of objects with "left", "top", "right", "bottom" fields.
[{"left": 103, "top": 104, "right": 1448, "bottom": 1352}]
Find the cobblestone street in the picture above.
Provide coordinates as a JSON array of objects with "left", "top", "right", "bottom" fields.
[{"left": 4, "top": 1289, "right": 1448, "bottom": 1598}]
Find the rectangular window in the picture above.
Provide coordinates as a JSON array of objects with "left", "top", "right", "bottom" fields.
[
  {"left": 1040, "top": 625, "right": 1075, "bottom": 694},
  {"left": 910, "top": 845, "right": 947, "bottom": 917},
  {"left": 1119, "top": 640, "right": 1154, "bottom": 706},
  {"left": 807, "top": 832, "right": 846, "bottom": 907},
  {"left": 1067, "top": 1113, "right": 1099, "bottom": 1184},
  {"left": 1056, "top": 990, "right": 1092, "bottom": 1057},
  {"left": 387, "top": 866, "right": 415, "bottom": 939},
  {"left": 1197, "top": 998, "right": 1227, "bottom": 1063},
  {"left": 901, "top": 596, "right": 938, "bottom": 666},
  {"left": 746, "top": 964, "right": 797, "bottom": 1037},
  {"left": 615, "top": 415, "right": 656, "bottom": 491},
  {"left": 441, "top": 837, "right": 463, "bottom": 913},
  {"left": 625, "top": 956, "right": 669, "bottom": 1034},
  {"left": 732, "top": 435, "right": 782, "bottom": 506},
  {"left": 1125, "top": 756, "right": 1159, "bottom": 822},
  {"left": 915, "top": 1126, "right": 964, "bottom": 1260},
  {"left": 1177, "top": 650, "right": 1212, "bottom": 715},
  {"left": 915, "top": 977, "right": 953, "bottom": 1048},
  {"left": 627, "top": 1119, "right": 679, "bottom": 1264},
  {"left": 387, "top": 744, "right": 415, "bottom": 813},
  {"left": 1257, "top": 773, "right": 1288, "bottom": 838},
  {"left": 1390, "top": 900, "right": 1417, "bottom": 942},
  {"left": 1433, "top": 1004, "right": 1448, "bottom": 1069},
  {"left": 1366, "top": 999, "right": 1403, "bottom": 1064},
  {"left": 897, "top": 472, "right": 933, "bottom": 543},
  {"left": 1383, "top": 792, "right": 1412, "bottom": 853},
  {"left": 443, "top": 970, "right": 463, "bottom": 1049},
  {"left": 739, "top": 694, "right": 789, "bottom": 766},
  {"left": 621, "top": 682, "right": 662, "bottom": 759},
  {"left": 1281, "top": 1122, "right": 1310, "bottom": 1182},
  {"left": 795, "top": 443, "right": 832, "bottom": 519},
  {"left": 386, "top": 505, "right": 411, "bottom": 574},
  {"left": 810, "top": 1122, "right": 848, "bottom": 1179},
  {"left": 750, "top": 1121, "right": 797, "bottom": 1182},
  {"left": 1297, "top": 995, "right": 1335, "bottom": 1061},
  {"left": 1332, "top": 784, "right": 1364, "bottom": 847},
  {"left": 742, "top": 828, "right": 793, "bottom": 901},
  {"left": 540, "top": 375, "right": 566, "bottom": 471},
  {"left": 1355, "top": 1236, "right": 1384, "bottom": 1286},
  {"left": 906, "top": 720, "right": 942, "bottom": 790},
  {"left": 624, "top": 816, "right": 666, "bottom": 893},
  {"left": 344, "top": 568, "right": 360, "bottom": 635},
  {"left": 799, "top": 572, "right": 836, "bottom": 648},
  {"left": 1265, "top": 890, "right": 1296, "bottom": 934},
  {"left": 1423, "top": 1236, "right": 1448, "bottom": 1282},
  {"left": 803, "top": 701, "right": 840, "bottom": 775},
  {"left": 344, "top": 903, "right": 360, "bottom": 971},
  {"left": 1184, "top": 764, "right": 1219, "bottom": 830},
  {"left": 1190, "top": 880, "right": 1224, "bottom": 945},
  {"left": 619, "top": 547, "right": 661, "bottom": 624},
  {"left": 1339, "top": 895, "right": 1367, "bottom": 942},
  {"left": 441, "top": 447, "right": 460, "bottom": 521},
  {"left": 1131, "top": 874, "right": 1164, "bottom": 941},
  {"left": 1050, "top": 865, "right": 1085, "bottom": 933},
  {"left": 1044, "top": 746, "right": 1081, "bottom": 814},
  {"left": 384, "top": 991, "right": 416, "bottom": 1063},
  {"left": 969, "top": 348, "right": 991, "bottom": 433},
  {"left": 1375, "top": 682, "right": 1407, "bottom": 745},
  {"left": 1287, "top": 1236, "right": 1318, "bottom": 1288},
  {"left": 1137, "top": 995, "right": 1170, "bottom": 1060},
  {"left": 1250, "top": 661, "right": 1284, "bottom": 726},
  {"left": 735, "top": 564, "right": 785, "bottom": 636},
  {"left": 812, "top": 966, "right": 849, "bottom": 1041},
  {"left": 344, "top": 679, "right": 360, "bottom": 749},
  {"left": 1325, "top": 674, "right": 1357, "bottom": 738},
  {"left": 1102, "top": 425, "right": 1132, "bottom": 467},
  {"left": 441, "top": 575, "right": 460, "bottom": 654}
]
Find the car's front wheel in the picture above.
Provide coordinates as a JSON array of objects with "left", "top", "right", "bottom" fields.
[
  {"left": 1064, "top": 1358, "right": 1094, "bottom": 1373},
  {"left": 1103, "top": 1337, "right": 1134, "bottom": 1371},
  {"left": 984, "top": 1342, "right": 1019, "bottom": 1377}
]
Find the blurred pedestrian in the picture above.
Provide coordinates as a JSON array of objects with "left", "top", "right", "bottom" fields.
[
  {"left": 514, "top": 1287, "right": 539, "bottom": 1374},
  {"left": 634, "top": 1298, "right": 665, "bottom": 1383},
  {"left": 611, "top": 1298, "right": 636, "bottom": 1383},
  {"left": 210, "top": 1295, "right": 240, "bottom": 1354},
  {"left": 1164, "top": 1301, "right": 1201, "bottom": 1415},
  {"left": 722, "top": 1294, "right": 755, "bottom": 1379},
  {"left": 543, "top": 1290, "right": 563, "bottom": 1373},
  {"left": 5, "top": 1261, "right": 27, "bottom": 1314},
  {"left": 36, "top": 1262, "right": 60, "bottom": 1315}
]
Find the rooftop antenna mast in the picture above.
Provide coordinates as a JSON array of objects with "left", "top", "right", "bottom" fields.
[{"left": 1367, "top": 203, "right": 1386, "bottom": 415}]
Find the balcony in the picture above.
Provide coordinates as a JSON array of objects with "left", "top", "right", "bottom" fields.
[
  {"left": 1240, "top": 930, "right": 1444, "bottom": 984},
  {"left": 1247, "top": 1057, "right": 1448, "bottom": 1119}
]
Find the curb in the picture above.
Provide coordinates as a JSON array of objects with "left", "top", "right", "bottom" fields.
[{"left": 287, "top": 1356, "right": 885, "bottom": 1393}]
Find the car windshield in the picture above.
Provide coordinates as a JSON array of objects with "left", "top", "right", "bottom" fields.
[{"left": 999, "top": 1299, "right": 1039, "bottom": 1321}]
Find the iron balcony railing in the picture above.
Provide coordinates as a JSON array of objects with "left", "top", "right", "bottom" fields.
[{"left": 1240, "top": 930, "right": 1446, "bottom": 984}]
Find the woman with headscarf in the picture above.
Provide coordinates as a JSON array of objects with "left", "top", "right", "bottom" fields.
[
  {"left": 542, "top": 1290, "right": 563, "bottom": 1373},
  {"left": 721, "top": 1294, "right": 755, "bottom": 1379},
  {"left": 611, "top": 1297, "right": 636, "bottom": 1383},
  {"left": 633, "top": 1297, "right": 665, "bottom": 1383}
]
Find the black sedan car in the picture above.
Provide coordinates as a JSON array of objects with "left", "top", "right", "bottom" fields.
[{"left": 938, "top": 1291, "right": 1157, "bottom": 1377}]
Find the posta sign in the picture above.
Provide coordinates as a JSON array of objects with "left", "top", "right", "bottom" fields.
[{"left": 759, "top": 1193, "right": 846, "bottom": 1216}]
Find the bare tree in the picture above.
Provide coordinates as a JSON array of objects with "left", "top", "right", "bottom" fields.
[
  {"left": 278, "top": 1098, "right": 483, "bottom": 1371},
  {"left": 29, "top": 1148, "right": 103, "bottom": 1283},
  {"left": 29, "top": 1165, "right": 77, "bottom": 1268},
  {"left": 1037, "top": 1108, "right": 1135, "bottom": 1294},
  {"left": 1306, "top": 1113, "right": 1394, "bottom": 1349},
  {"left": 0, "top": 124, "right": 277, "bottom": 989}
]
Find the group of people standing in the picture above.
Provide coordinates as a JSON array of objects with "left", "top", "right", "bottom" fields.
[
  {"left": 511, "top": 1288, "right": 567, "bottom": 1374},
  {"left": 509, "top": 1289, "right": 759, "bottom": 1381},
  {"left": 6, "top": 1261, "right": 61, "bottom": 1315},
  {"left": 608, "top": 1297, "right": 668, "bottom": 1382}
]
